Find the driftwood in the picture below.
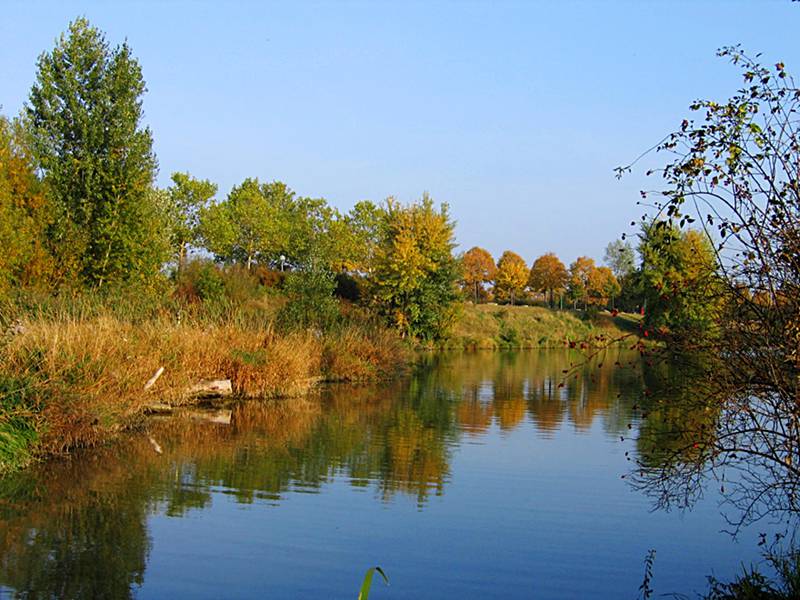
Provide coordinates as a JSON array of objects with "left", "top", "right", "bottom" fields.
[
  {"left": 143, "top": 378, "right": 233, "bottom": 414},
  {"left": 144, "top": 366, "right": 165, "bottom": 390},
  {"left": 187, "top": 379, "right": 233, "bottom": 398}
]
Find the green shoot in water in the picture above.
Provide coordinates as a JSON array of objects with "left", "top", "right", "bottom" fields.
[{"left": 358, "top": 566, "right": 389, "bottom": 600}]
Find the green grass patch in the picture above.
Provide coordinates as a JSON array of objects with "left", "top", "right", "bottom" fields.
[{"left": 445, "top": 303, "right": 640, "bottom": 350}]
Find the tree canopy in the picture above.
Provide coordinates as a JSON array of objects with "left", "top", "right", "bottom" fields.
[
  {"left": 27, "top": 17, "right": 167, "bottom": 287},
  {"left": 494, "top": 251, "right": 528, "bottom": 305},
  {"left": 637, "top": 223, "right": 721, "bottom": 337},
  {"left": 461, "top": 247, "right": 496, "bottom": 304},
  {"left": 528, "top": 252, "right": 568, "bottom": 307},
  {"left": 370, "top": 195, "right": 460, "bottom": 340},
  {"left": 603, "top": 239, "right": 636, "bottom": 279},
  {"left": 166, "top": 172, "right": 217, "bottom": 269}
]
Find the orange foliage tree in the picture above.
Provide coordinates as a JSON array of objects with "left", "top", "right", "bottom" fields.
[
  {"left": 0, "top": 115, "right": 53, "bottom": 294},
  {"left": 461, "top": 246, "right": 496, "bottom": 303},
  {"left": 567, "top": 256, "right": 596, "bottom": 309},
  {"left": 528, "top": 252, "right": 568, "bottom": 307},
  {"left": 587, "top": 265, "right": 620, "bottom": 308}
]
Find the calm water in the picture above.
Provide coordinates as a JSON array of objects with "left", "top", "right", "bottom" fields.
[{"left": 0, "top": 350, "right": 769, "bottom": 598}]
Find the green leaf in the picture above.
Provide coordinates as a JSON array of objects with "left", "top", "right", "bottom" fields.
[{"left": 357, "top": 566, "right": 389, "bottom": 600}]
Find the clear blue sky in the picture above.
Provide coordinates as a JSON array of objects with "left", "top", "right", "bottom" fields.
[{"left": 2, "top": 1, "right": 798, "bottom": 265}]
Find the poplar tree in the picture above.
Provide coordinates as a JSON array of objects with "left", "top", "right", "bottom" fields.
[{"left": 27, "top": 18, "right": 168, "bottom": 287}]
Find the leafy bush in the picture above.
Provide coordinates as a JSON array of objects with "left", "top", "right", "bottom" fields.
[{"left": 278, "top": 265, "right": 340, "bottom": 331}]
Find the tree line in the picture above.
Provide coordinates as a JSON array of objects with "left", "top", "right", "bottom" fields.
[
  {"left": 0, "top": 18, "right": 461, "bottom": 341},
  {"left": 0, "top": 17, "right": 721, "bottom": 344},
  {"left": 459, "top": 223, "right": 719, "bottom": 338}
]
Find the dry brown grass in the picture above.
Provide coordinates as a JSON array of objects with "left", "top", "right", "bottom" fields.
[
  {"left": 1, "top": 311, "right": 408, "bottom": 463},
  {"left": 322, "top": 324, "right": 410, "bottom": 382}
]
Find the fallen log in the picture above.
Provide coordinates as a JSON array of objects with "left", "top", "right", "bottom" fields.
[{"left": 187, "top": 379, "right": 233, "bottom": 398}]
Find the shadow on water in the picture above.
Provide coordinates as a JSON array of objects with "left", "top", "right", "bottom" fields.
[{"left": 0, "top": 348, "right": 694, "bottom": 598}]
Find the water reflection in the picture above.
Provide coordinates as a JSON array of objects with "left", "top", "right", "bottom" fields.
[{"left": 1, "top": 349, "right": 660, "bottom": 598}]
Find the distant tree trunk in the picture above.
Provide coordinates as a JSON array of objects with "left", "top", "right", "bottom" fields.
[
  {"left": 474, "top": 281, "right": 479, "bottom": 304},
  {"left": 178, "top": 242, "right": 187, "bottom": 273}
]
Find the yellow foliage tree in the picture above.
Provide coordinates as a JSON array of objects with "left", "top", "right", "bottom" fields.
[
  {"left": 370, "top": 195, "right": 460, "bottom": 340},
  {"left": 494, "top": 251, "right": 528, "bottom": 305}
]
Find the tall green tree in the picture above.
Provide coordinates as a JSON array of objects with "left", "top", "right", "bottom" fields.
[
  {"left": 199, "top": 178, "right": 341, "bottom": 271},
  {"left": 27, "top": 18, "right": 167, "bottom": 287},
  {"left": 340, "top": 200, "right": 385, "bottom": 274},
  {"left": 166, "top": 172, "right": 217, "bottom": 270},
  {"left": 638, "top": 223, "right": 722, "bottom": 337},
  {"left": 603, "top": 239, "right": 636, "bottom": 279}
]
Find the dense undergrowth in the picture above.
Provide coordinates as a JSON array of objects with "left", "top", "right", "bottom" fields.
[
  {"left": 0, "top": 264, "right": 644, "bottom": 476},
  {"left": 0, "top": 266, "right": 410, "bottom": 475}
]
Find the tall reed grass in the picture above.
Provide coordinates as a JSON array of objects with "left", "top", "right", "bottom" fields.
[{"left": 0, "top": 284, "right": 410, "bottom": 473}]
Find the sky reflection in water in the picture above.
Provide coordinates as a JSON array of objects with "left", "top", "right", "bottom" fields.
[{"left": 0, "top": 350, "right": 770, "bottom": 599}]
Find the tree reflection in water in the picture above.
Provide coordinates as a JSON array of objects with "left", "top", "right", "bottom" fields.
[{"left": 1, "top": 348, "right": 691, "bottom": 597}]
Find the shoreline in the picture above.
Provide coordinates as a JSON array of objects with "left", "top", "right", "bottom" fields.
[{"left": 0, "top": 304, "right": 643, "bottom": 476}]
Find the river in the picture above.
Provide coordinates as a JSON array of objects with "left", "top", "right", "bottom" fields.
[{"left": 0, "top": 350, "right": 768, "bottom": 598}]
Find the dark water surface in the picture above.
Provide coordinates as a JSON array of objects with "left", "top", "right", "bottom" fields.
[{"left": 0, "top": 351, "right": 768, "bottom": 598}]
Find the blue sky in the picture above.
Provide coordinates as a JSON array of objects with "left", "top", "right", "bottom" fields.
[{"left": 2, "top": 1, "right": 798, "bottom": 265}]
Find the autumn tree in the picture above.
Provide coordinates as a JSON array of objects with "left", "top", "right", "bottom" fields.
[
  {"left": 0, "top": 115, "right": 53, "bottom": 294},
  {"left": 27, "top": 18, "right": 169, "bottom": 287},
  {"left": 370, "top": 195, "right": 460, "bottom": 340},
  {"left": 567, "top": 256, "right": 596, "bottom": 310},
  {"left": 587, "top": 265, "right": 620, "bottom": 308},
  {"left": 166, "top": 172, "right": 217, "bottom": 270},
  {"left": 494, "top": 251, "right": 528, "bottom": 305},
  {"left": 528, "top": 252, "right": 568, "bottom": 308},
  {"left": 461, "top": 247, "right": 496, "bottom": 304}
]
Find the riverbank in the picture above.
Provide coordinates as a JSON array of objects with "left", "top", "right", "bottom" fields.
[
  {"left": 0, "top": 298, "right": 642, "bottom": 475},
  {"left": 0, "top": 302, "right": 409, "bottom": 475},
  {"left": 443, "top": 303, "right": 642, "bottom": 350}
]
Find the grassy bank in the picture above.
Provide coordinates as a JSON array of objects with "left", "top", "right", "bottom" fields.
[
  {"left": 443, "top": 303, "right": 642, "bottom": 350},
  {"left": 0, "top": 293, "right": 410, "bottom": 475},
  {"left": 0, "top": 294, "right": 641, "bottom": 475}
]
